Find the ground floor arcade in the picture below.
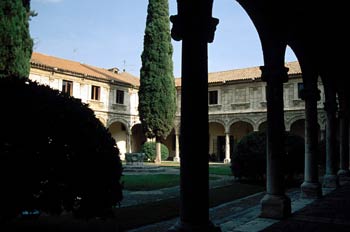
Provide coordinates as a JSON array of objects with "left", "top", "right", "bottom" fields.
[{"left": 104, "top": 110, "right": 326, "bottom": 162}]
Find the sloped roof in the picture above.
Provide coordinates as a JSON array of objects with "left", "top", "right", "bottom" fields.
[
  {"left": 175, "top": 61, "right": 301, "bottom": 87},
  {"left": 30, "top": 52, "right": 140, "bottom": 87}
]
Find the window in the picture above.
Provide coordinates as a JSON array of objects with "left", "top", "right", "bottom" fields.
[
  {"left": 297, "top": 83, "right": 304, "bottom": 99},
  {"left": 209, "top": 90, "right": 218, "bottom": 105},
  {"left": 91, "top": 85, "right": 100, "bottom": 100},
  {"left": 116, "top": 89, "right": 124, "bottom": 104},
  {"left": 62, "top": 80, "right": 73, "bottom": 96}
]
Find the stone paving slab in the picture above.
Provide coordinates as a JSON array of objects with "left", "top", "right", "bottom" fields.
[
  {"left": 261, "top": 184, "right": 350, "bottom": 232},
  {"left": 127, "top": 186, "right": 340, "bottom": 232}
]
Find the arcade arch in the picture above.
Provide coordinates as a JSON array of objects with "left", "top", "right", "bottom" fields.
[{"left": 108, "top": 121, "right": 128, "bottom": 159}]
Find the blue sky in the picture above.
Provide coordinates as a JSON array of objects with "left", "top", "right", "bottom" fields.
[{"left": 30, "top": 0, "right": 297, "bottom": 78}]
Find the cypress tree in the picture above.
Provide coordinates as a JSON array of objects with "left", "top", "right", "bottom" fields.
[
  {"left": 0, "top": 0, "right": 33, "bottom": 78},
  {"left": 139, "top": 0, "right": 176, "bottom": 164}
]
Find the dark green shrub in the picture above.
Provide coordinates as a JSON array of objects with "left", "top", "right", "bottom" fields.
[
  {"left": 0, "top": 76, "right": 123, "bottom": 221},
  {"left": 140, "top": 141, "right": 169, "bottom": 162},
  {"left": 230, "top": 131, "right": 304, "bottom": 182}
]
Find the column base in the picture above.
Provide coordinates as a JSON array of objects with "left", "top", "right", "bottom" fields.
[
  {"left": 260, "top": 194, "right": 291, "bottom": 219},
  {"left": 322, "top": 174, "right": 339, "bottom": 188},
  {"left": 173, "top": 156, "right": 180, "bottom": 162},
  {"left": 337, "top": 169, "right": 350, "bottom": 177},
  {"left": 168, "top": 220, "right": 221, "bottom": 232},
  {"left": 223, "top": 158, "right": 231, "bottom": 164},
  {"left": 300, "top": 181, "right": 322, "bottom": 199},
  {"left": 337, "top": 170, "right": 350, "bottom": 185}
]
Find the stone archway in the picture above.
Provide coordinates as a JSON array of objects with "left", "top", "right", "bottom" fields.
[
  {"left": 209, "top": 122, "right": 225, "bottom": 162},
  {"left": 108, "top": 121, "right": 128, "bottom": 160},
  {"left": 230, "top": 121, "right": 254, "bottom": 145},
  {"left": 258, "top": 121, "right": 267, "bottom": 132},
  {"left": 161, "top": 128, "right": 176, "bottom": 160},
  {"left": 290, "top": 119, "right": 305, "bottom": 138},
  {"left": 131, "top": 123, "right": 147, "bottom": 153}
]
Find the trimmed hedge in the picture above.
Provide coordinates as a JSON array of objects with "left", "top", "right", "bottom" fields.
[
  {"left": 230, "top": 131, "right": 304, "bottom": 182},
  {"left": 0, "top": 76, "right": 123, "bottom": 221},
  {"left": 140, "top": 141, "right": 169, "bottom": 162}
]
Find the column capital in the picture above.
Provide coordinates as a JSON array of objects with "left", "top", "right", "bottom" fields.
[
  {"left": 260, "top": 66, "right": 289, "bottom": 84},
  {"left": 170, "top": 15, "right": 219, "bottom": 43}
]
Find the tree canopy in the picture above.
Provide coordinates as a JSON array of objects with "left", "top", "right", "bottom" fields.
[
  {"left": 0, "top": 0, "right": 33, "bottom": 78},
  {"left": 138, "top": 0, "right": 176, "bottom": 140}
]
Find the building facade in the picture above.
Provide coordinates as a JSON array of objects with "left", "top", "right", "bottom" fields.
[{"left": 29, "top": 52, "right": 326, "bottom": 162}]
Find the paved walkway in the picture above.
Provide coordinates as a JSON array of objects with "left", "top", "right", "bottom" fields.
[{"left": 126, "top": 174, "right": 350, "bottom": 232}]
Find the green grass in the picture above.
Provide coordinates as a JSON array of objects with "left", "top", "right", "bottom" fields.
[
  {"left": 209, "top": 164, "right": 232, "bottom": 176},
  {"left": 122, "top": 174, "right": 220, "bottom": 191},
  {"left": 121, "top": 162, "right": 232, "bottom": 190},
  {"left": 122, "top": 174, "right": 179, "bottom": 191}
]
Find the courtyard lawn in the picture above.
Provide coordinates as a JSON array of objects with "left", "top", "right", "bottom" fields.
[
  {"left": 209, "top": 164, "right": 232, "bottom": 176},
  {"left": 121, "top": 174, "right": 179, "bottom": 191},
  {"left": 122, "top": 174, "right": 220, "bottom": 191},
  {"left": 121, "top": 162, "right": 232, "bottom": 190}
]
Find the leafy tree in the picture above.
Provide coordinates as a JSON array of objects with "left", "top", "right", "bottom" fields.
[
  {"left": 0, "top": 77, "right": 123, "bottom": 221},
  {"left": 138, "top": 0, "right": 176, "bottom": 164},
  {"left": 141, "top": 141, "right": 169, "bottom": 162},
  {"left": 0, "top": 0, "right": 33, "bottom": 78}
]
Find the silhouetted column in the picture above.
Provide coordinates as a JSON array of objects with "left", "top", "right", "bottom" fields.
[
  {"left": 337, "top": 110, "right": 350, "bottom": 181},
  {"left": 168, "top": 1, "right": 220, "bottom": 231},
  {"left": 323, "top": 99, "right": 339, "bottom": 188},
  {"left": 224, "top": 132, "right": 231, "bottom": 163},
  {"left": 259, "top": 66, "right": 291, "bottom": 219},
  {"left": 174, "top": 132, "right": 180, "bottom": 162},
  {"left": 300, "top": 86, "right": 322, "bottom": 198}
]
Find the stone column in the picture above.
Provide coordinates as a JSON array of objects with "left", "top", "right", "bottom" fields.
[
  {"left": 337, "top": 110, "right": 350, "bottom": 182},
  {"left": 168, "top": 1, "right": 220, "bottom": 231},
  {"left": 323, "top": 100, "right": 339, "bottom": 188},
  {"left": 259, "top": 66, "right": 291, "bottom": 219},
  {"left": 126, "top": 131, "right": 132, "bottom": 153},
  {"left": 224, "top": 133, "right": 231, "bottom": 163},
  {"left": 300, "top": 86, "right": 322, "bottom": 198},
  {"left": 174, "top": 132, "right": 180, "bottom": 162},
  {"left": 320, "top": 129, "right": 326, "bottom": 141}
]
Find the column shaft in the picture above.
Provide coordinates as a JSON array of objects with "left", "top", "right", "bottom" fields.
[
  {"left": 168, "top": 1, "right": 220, "bottom": 230},
  {"left": 260, "top": 66, "right": 291, "bottom": 219},
  {"left": 224, "top": 133, "right": 231, "bottom": 163},
  {"left": 323, "top": 106, "right": 339, "bottom": 188},
  {"left": 300, "top": 90, "right": 322, "bottom": 198},
  {"left": 337, "top": 114, "right": 350, "bottom": 181},
  {"left": 174, "top": 133, "right": 180, "bottom": 162}
]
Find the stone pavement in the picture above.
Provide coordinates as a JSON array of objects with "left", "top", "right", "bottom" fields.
[
  {"left": 126, "top": 177, "right": 350, "bottom": 232},
  {"left": 261, "top": 183, "right": 350, "bottom": 232}
]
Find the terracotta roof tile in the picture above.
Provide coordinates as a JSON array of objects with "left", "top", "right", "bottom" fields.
[
  {"left": 30, "top": 52, "right": 140, "bottom": 87},
  {"left": 175, "top": 61, "right": 301, "bottom": 87}
]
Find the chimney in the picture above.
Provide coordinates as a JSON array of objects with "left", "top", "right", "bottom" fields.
[{"left": 108, "top": 67, "right": 119, "bottom": 74}]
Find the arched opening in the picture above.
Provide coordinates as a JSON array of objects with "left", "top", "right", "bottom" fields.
[
  {"left": 290, "top": 119, "right": 305, "bottom": 138},
  {"left": 161, "top": 128, "right": 176, "bottom": 161},
  {"left": 209, "top": 122, "right": 225, "bottom": 162},
  {"left": 131, "top": 124, "right": 147, "bottom": 153},
  {"left": 230, "top": 121, "right": 254, "bottom": 145},
  {"left": 258, "top": 121, "right": 267, "bottom": 132},
  {"left": 108, "top": 121, "right": 128, "bottom": 160},
  {"left": 290, "top": 118, "right": 321, "bottom": 142}
]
